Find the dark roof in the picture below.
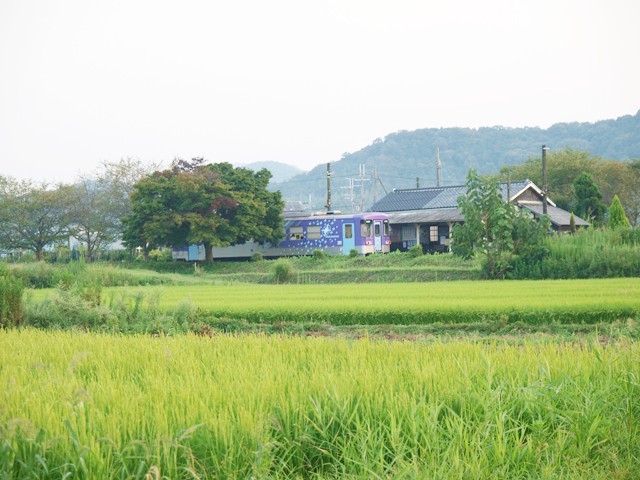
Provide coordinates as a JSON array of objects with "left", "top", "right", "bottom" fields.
[
  {"left": 521, "top": 204, "right": 590, "bottom": 227},
  {"left": 386, "top": 208, "right": 464, "bottom": 225},
  {"left": 371, "top": 180, "right": 533, "bottom": 212}
]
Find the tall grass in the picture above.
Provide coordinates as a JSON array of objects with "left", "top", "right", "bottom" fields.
[
  {"left": 0, "top": 267, "right": 23, "bottom": 328},
  {"left": 8, "top": 262, "right": 182, "bottom": 289},
  {"left": 510, "top": 227, "right": 640, "bottom": 279},
  {"left": 1, "top": 330, "right": 638, "bottom": 478}
]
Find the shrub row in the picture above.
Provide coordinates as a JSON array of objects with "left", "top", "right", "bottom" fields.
[{"left": 508, "top": 227, "right": 640, "bottom": 279}]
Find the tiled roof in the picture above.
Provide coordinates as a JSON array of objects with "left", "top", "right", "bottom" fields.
[
  {"left": 521, "top": 204, "right": 590, "bottom": 227},
  {"left": 386, "top": 208, "right": 464, "bottom": 225},
  {"left": 371, "top": 180, "right": 532, "bottom": 212}
]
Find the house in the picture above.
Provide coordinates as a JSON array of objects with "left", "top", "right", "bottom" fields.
[{"left": 370, "top": 179, "right": 589, "bottom": 253}]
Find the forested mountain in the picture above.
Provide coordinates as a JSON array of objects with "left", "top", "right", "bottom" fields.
[
  {"left": 273, "top": 111, "right": 640, "bottom": 212},
  {"left": 241, "top": 161, "right": 304, "bottom": 183}
]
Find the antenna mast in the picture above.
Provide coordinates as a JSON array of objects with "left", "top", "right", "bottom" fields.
[{"left": 325, "top": 162, "right": 332, "bottom": 212}]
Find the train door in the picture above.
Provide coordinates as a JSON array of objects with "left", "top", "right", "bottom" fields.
[
  {"left": 374, "top": 221, "right": 382, "bottom": 251},
  {"left": 188, "top": 244, "right": 200, "bottom": 261},
  {"left": 342, "top": 223, "right": 355, "bottom": 255}
]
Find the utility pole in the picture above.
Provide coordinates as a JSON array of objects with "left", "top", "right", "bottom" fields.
[
  {"left": 340, "top": 178, "right": 355, "bottom": 212},
  {"left": 542, "top": 145, "right": 549, "bottom": 215},
  {"left": 416, "top": 177, "right": 420, "bottom": 188},
  {"left": 436, "top": 146, "right": 442, "bottom": 187},
  {"left": 359, "top": 164, "right": 366, "bottom": 212},
  {"left": 325, "top": 162, "right": 332, "bottom": 212}
]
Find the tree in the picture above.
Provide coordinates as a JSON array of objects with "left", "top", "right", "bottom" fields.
[
  {"left": 496, "top": 148, "right": 601, "bottom": 211},
  {"left": 451, "top": 169, "right": 550, "bottom": 279},
  {"left": 0, "top": 179, "right": 75, "bottom": 260},
  {"left": 607, "top": 195, "right": 630, "bottom": 228},
  {"left": 620, "top": 160, "right": 640, "bottom": 226},
  {"left": 69, "top": 159, "right": 157, "bottom": 261},
  {"left": 122, "top": 160, "right": 284, "bottom": 262},
  {"left": 573, "top": 172, "right": 606, "bottom": 225}
]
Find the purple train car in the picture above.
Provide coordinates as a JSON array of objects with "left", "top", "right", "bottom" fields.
[{"left": 172, "top": 212, "right": 391, "bottom": 260}]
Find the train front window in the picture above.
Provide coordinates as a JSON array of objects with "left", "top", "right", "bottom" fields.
[
  {"left": 344, "top": 224, "right": 353, "bottom": 239},
  {"left": 383, "top": 221, "right": 389, "bottom": 236},
  {"left": 374, "top": 223, "right": 380, "bottom": 237},
  {"left": 360, "top": 223, "right": 371, "bottom": 237},
  {"left": 289, "top": 226, "right": 303, "bottom": 240}
]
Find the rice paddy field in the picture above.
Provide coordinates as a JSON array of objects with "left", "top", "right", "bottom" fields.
[
  {"left": 6, "top": 277, "right": 640, "bottom": 478},
  {"left": 2, "top": 329, "right": 639, "bottom": 479},
  {"left": 29, "top": 277, "right": 640, "bottom": 325}
]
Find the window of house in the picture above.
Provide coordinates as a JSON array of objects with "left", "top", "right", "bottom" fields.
[
  {"left": 307, "top": 225, "right": 321, "bottom": 239},
  {"left": 430, "top": 225, "right": 439, "bottom": 242},
  {"left": 289, "top": 226, "right": 303, "bottom": 240}
]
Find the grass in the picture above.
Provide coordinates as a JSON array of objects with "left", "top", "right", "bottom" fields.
[
  {"left": 1, "top": 329, "right": 639, "bottom": 478},
  {"left": 28, "top": 278, "right": 640, "bottom": 326}
]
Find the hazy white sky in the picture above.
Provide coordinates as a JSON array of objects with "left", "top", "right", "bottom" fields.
[{"left": 1, "top": 0, "right": 639, "bottom": 183}]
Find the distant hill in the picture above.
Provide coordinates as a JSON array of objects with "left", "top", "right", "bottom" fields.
[
  {"left": 274, "top": 111, "right": 640, "bottom": 212},
  {"left": 241, "top": 161, "right": 305, "bottom": 184}
]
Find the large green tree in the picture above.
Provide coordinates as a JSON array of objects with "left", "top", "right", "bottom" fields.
[
  {"left": 0, "top": 178, "right": 75, "bottom": 260},
  {"left": 573, "top": 172, "right": 606, "bottom": 225},
  {"left": 122, "top": 160, "right": 284, "bottom": 262},
  {"left": 452, "top": 169, "right": 550, "bottom": 279}
]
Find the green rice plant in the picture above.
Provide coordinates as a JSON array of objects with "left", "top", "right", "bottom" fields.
[
  {"left": 1, "top": 331, "right": 639, "bottom": 477},
  {"left": 69, "top": 278, "right": 638, "bottom": 327}
]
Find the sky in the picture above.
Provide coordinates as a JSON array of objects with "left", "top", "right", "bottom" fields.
[{"left": 1, "top": 0, "right": 639, "bottom": 183}]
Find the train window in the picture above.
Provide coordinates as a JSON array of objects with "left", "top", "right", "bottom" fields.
[
  {"left": 361, "top": 222, "right": 371, "bottom": 237},
  {"left": 344, "top": 224, "right": 353, "bottom": 239},
  {"left": 383, "top": 222, "right": 389, "bottom": 236},
  {"left": 307, "top": 225, "right": 321, "bottom": 239},
  {"left": 430, "top": 226, "right": 438, "bottom": 242},
  {"left": 289, "top": 226, "right": 303, "bottom": 240},
  {"left": 374, "top": 223, "right": 381, "bottom": 236}
]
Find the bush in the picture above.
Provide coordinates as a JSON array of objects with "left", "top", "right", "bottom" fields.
[
  {"left": 272, "top": 259, "right": 294, "bottom": 283},
  {"left": 348, "top": 249, "right": 359, "bottom": 258},
  {"left": 251, "top": 252, "right": 264, "bottom": 262},
  {"left": 407, "top": 244, "right": 424, "bottom": 258},
  {"left": 312, "top": 249, "right": 327, "bottom": 260},
  {"left": 0, "top": 271, "right": 24, "bottom": 328}
]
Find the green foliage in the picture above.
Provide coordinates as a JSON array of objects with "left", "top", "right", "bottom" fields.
[
  {"left": 311, "top": 249, "right": 327, "bottom": 260},
  {"left": 122, "top": 160, "right": 284, "bottom": 262},
  {"left": 251, "top": 252, "right": 264, "bottom": 262},
  {"left": 0, "top": 269, "right": 23, "bottom": 328},
  {"left": 607, "top": 194, "right": 630, "bottom": 228},
  {"left": 147, "top": 248, "right": 173, "bottom": 262},
  {"left": 348, "top": 248, "right": 359, "bottom": 258},
  {"left": 509, "top": 227, "right": 640, "bottom": 279},
  {"left": 407, "top": 244, "right": 424, "bottom": 257},
  {"left": 0, "top": 179, "right": 75, "bottom": 260},
  {"left": 9, "top": 262, "right": 176, "bottom": 289},
  {"left": 452, "top": 169, "right": 550, "bottom": 279},
  {"left": 574, "top": 171, "right": 606, "bottom": 224},
  {"left": 272, "top": 258, "right": 294, "bottom": 283}
]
